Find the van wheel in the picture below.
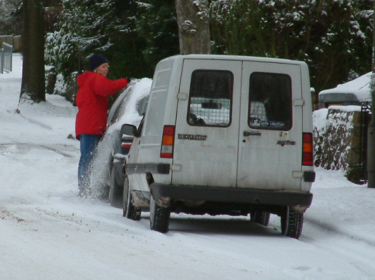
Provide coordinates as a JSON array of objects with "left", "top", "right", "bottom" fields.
[
  {"left": 251, "top": 211, "right": 270, "bottom": 226},
  {"left": 150, "top": 196, "right": 170, "bottom": 233},
  {"left": 123, "top": 176, "right": 141, "bottom": 220},
  {"left": 109, "top": 167, "right": 123, "bottom": 208},
  {"left": 281, "top": 207, "right": 304, "bottom": 239}
]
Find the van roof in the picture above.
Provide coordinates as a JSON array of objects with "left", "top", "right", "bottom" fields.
[{"left": 160, "top": 54, "right": 307, "bottom": 66}]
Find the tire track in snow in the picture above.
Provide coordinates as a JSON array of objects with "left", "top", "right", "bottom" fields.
[
  {"left": 304, "top": 216, "right": 375, "bottom": 247},
  {"left": 303, "top": 217, "right": 375, "bottom": 278},
  {"left": 0, "top": 143, "right": 77, "bottom": 158},
  {"left": 16, "top": 110, "right": 53, "bottom": 130}
]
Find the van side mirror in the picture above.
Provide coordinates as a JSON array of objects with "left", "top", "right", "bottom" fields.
[{"left": 121, "top": 124, "right": 137, "bottom": 137}]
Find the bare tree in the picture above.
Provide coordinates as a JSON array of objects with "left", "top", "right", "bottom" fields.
[
  {"left": 20, "top": 0, "right": 45, "bottom": 103},
  {"left": 175, "top": 0, "right": 210, "bottom": 54}
]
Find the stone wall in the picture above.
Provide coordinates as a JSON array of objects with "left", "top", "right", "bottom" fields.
[{"left": 313, "top": 106, "right": 367, "bottom": 184}]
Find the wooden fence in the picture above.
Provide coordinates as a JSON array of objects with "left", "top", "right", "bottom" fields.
[{"left": 0, "top": 35, "right": 21, "bottom": 52}]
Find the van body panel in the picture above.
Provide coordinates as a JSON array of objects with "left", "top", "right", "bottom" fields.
[
  {"left": 126, "top": 58, "right": 177, "bottom": 192},
  {"left": 237, "top": 61, "right": 303, "bottom": 190},
  {"left": 172, "top": 59, "right": 242, "bottom": 187},
  {"left": 170, "top": 57, "right": 309, "bottom": 191}
]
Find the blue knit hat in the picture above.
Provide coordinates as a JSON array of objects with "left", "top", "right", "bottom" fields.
[{"left": 88, "top": 54, "right": 108, "bottom": 71}]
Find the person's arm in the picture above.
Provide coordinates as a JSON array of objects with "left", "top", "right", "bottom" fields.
[{"left": 92, "top": 74, "right": 128, "bottom": 96}]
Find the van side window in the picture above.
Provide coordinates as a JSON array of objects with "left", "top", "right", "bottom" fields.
[
  {"left": 249, "top": 72, "right": 292, "bottom": 130},
  {"left": 188, "top": 70, "right": 233, "bottom": 127}
]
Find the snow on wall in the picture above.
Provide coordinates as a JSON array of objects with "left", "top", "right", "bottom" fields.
[{"left": 313, "top": 106, "right": 366, "bottom": 183}]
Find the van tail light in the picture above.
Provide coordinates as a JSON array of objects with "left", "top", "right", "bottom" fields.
[
  {"left": 302, "top": 133, "right": 313, "bottom": 166},
  {"left": 160, "top": 125, "right": 175, "bottom": 158}
]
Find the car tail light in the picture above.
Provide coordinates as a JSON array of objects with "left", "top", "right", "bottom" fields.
[
  {"left": 121, "top": 143, "right": 132, "bottom": 149},
  {"left": 302, "top": 133, "right": 313, "bottom": 166},
  {"left": 121, "top": 136, "right": 133, "bottom": 155},
  {"left": 160, "top": 125, "right": 175, "bottom": 158}
]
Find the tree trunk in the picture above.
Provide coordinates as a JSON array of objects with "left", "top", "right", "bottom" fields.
[
  {"left": 20, "top": 0, "right": 45, "bottom": 103},
  {"left": 175, "top": 0, "right": 210, "bottom": 54}
]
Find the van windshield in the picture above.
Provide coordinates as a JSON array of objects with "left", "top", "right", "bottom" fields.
[
  {"left": 249, "top": 72, "right": 292, "bottom": 130},
  {"left": 188, "top": 70, "right": 233, "bottom": 127}
]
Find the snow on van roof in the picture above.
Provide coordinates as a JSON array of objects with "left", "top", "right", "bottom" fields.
[{"left": 319, "top": 72, "right": 372, "bottom": 102}]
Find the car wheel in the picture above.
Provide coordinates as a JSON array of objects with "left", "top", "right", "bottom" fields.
[
  {"left": 250, "top": 211, "right": 270, "bottom": 226},
  {"left": 281, "top": 207, "right": 304, "bottom": 239},
  {"left": 109, "top": 167, "right": 122, "bottom": 208},
  {"left": 149, "top": 195, "right": 170, "bottom": 233},
  {"left": 123, "top": 176, "right": 141, "bottom": 220}
]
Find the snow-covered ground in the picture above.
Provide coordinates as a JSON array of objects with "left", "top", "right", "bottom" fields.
[{"left": 1, "top": 54, "right": 375, "bottom": 280}]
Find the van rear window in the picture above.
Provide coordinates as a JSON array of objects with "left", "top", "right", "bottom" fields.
[
  {"left": 249, "top": 72, "right": 292, "bottom": 130},
  {"left": 188, "top": 70, "right": 233, "bottom": 127}
]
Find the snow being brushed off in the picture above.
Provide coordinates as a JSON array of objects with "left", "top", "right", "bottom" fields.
[{"left": 1, "top": 54, "right": 375, "bottom": 280}]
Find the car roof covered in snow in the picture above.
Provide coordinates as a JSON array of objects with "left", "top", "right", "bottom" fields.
[{"left": 319, "top": 72, "right": 372, "bottom": 102}]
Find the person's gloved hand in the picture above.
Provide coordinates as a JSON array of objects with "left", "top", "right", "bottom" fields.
[{"left": 126, "top": 77, "right": 137, "bottom": 85}]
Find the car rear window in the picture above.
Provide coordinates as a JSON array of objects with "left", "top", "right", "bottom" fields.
[
  {"left": 249, "top": 72, "right": 292, "bottom": 130},
  {"left": 188, "top": 70, "right": 233, "bottom": 127}
]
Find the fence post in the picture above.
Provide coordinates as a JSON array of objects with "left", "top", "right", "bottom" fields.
[
  {"left": 3, "top": 43, "right": 13, "bottom": 72},
  {"left": 0, "top": 43, "right": 13, "bottom": 74},
  {"left": 0, "top": 47, "right": 4, "bottom": 74}
]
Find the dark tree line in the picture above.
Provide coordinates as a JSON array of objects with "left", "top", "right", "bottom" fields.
[
  {"left": 209, "top": 0, "right": 373, "bottom": 96},
  {"left": 1, "top": 0, "right": 373, "bottom": 104},
  {"left": 45, "top": 0, "right": 179, "bottom": 82}
]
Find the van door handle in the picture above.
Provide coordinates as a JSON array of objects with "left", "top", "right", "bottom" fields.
[{"left": 243, "top": 131, "right": 261, "bottom": 136}]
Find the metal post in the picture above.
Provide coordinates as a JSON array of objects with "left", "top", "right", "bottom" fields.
[
  {"left": 367, "top": 1, "right": 375, "bottom": 188},
  {"left": 0, "top": 46, "right": 4, "bottom": 74},
  {"left": 9, "top": 44, "right": 13, "bottom": 72}
]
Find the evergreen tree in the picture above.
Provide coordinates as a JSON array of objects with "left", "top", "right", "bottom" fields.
[
  {"left": 0, "top": 0, "right": 22, "bottom": 35},
  {"left": 134, "top": 0, "right": 179, "bottom": 69},
  {"left": 209, "top": 0, "right": 373, "bottom": 98},
  {"left": 45, "top": 0, "right": 149, "bottom": 81}
]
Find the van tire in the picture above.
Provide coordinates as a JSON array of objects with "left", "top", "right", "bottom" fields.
[
  {"left": 281, "top": 207, "right": 303, "bottom": 239},
  {"left": 251, "top": 211, "right": 270, "bottom": 226},
  {"left": 123, "top": 176, "right": 141, "bottom": 220},
  {"left": 109, "top": 167, "right": 123, "bottom": 208},
  {"left": 150, "top": 196, "right": 170, "bottom": 233}
]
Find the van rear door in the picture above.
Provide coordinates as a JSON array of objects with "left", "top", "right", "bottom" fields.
[
  {"left": 172, "top": 58, "right": 303, "bottom": 191},
  {"left": 237, "top": 61, "right": 303, "bottom": 190},
  {"left": 172, "top": 59, "right": 242, "bottom": 187}
]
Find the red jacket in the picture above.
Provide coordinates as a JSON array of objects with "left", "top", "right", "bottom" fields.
[{"left": 75, "top": 71, "right": 128, "bottom": 139}]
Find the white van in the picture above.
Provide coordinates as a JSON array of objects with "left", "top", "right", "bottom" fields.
[{"left": 121, "top": 54, "right": 315, "bottom": 239}]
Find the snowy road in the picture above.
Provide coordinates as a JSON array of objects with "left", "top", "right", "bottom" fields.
[{"left": 1, "top": 54, "right": 375, "bottom": 280}]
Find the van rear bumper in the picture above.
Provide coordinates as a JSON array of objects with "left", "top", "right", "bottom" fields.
[{"left": 150, "top": 184, "right": 313, "bottom": 208}]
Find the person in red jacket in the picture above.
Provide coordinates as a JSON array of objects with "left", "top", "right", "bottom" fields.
[{"left": 76, "top": 54, "right": 128, "bottom": 197}]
